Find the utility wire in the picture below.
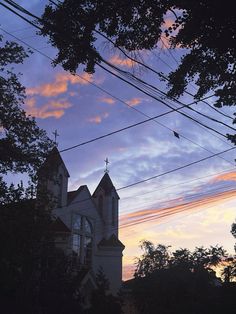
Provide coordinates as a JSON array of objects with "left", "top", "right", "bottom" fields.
[
  {"left": 98, "top": 61, "right": 229, "bottom": 140},
  {"left": 2, "top": 26, "right": 234, "bottom": 168},
  {"left": 105, "top": 60, "right": 236, "bottom": 132},
  {"left": 121, "top": 167, "right": 236, "bottom": 201},
  {"left": 2, "top": 1, "right": 233, "bottom": 144},
  {"left": 0, "top": 2, "right": 41, "bottom": 30},
  {"left": 3, "top": 0, "right": 233, "bottom": 123},
  {"left": 95, "top": 30, "right": 233, "bottom": 121},
  {"left": 116, "top": 146, "right": 235, "bottom": 191}
]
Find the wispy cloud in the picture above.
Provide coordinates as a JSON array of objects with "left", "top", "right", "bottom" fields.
[
  {"left": 212, "top": 171, "right": 236, "bottom": 183},
  {"left": 109, "top": 55, "right": 136, "bottom": 68},
  {"left": 99, "top": 97, "right": 116, "bottom": 105},
  {"left": 120, "top": 188, "right": 236, "bottom": 229},
  {"left": 126, "top": 97, "right": 143, "bottom": 106},
  {"left": 24, "top": 98, "right": 72, "bottom": 119},
  {"left": 26, "top": 72, "right": 93, "bottom": 97},
  {"left": 87, "top": 112, "right": 109, "bottom": 124}
]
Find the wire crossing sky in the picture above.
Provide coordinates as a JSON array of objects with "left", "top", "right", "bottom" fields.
[{"left": 1, "top": 0, "right": 236, "bottom": 280}]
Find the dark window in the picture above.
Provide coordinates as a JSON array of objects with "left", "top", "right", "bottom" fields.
[
  {"left": 98, "top": 195, "right": 103, "bottom": 216},
  {"left": 112, "top": 197, "right": 115, "bottom": 226},
  {"left": 58, "top": 174, "right": 63, "bottom": 207}
]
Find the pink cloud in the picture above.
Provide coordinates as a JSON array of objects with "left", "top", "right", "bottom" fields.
[
  {"left": 120, "top": 189, "right": 236, "bottom": 229},
  {"left": 26, "top": 72, "right": 93, "bottom": 97},
  {"left": 24, "top": 98, "right": 72, "bottom": 119},
  {"left": 126, "top": 97, "right": 143, "bottom": 106},
  {"left": 99, "top": 97, "right": 115, "bottom": 105},
  {"left": 212, "top": 171, "right": 236, "bottom": 183},
  {"left": 88, "top": 112, "right": 109, "bottom": 124},
  {"left": 109, "top": 55, "right": 136, "bottom": 68}
]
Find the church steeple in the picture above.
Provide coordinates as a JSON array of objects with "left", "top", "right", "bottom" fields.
[
  {"left": 92, "top": 172, "right": 119, "bottom": 238},
  {"left": 37, "top": 147, "right": 69, "bottom": 208}
]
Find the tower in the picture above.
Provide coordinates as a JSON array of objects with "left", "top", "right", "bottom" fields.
[
  {"left": 92, "top": 171, "right": 124, "bottom": 294},
  {"left": 92, "top": 172, "right": 120, "bottom": 238},
  {"left": 37, "top": 147, "right": 69, "bottom": 208}
]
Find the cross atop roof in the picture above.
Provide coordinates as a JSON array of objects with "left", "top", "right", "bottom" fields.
[
  {"left": 104, "top": 157, "right": 109, "bottom": 173},
  {"left": 52, "top": 129, "right": 59, "bottom": 146}
]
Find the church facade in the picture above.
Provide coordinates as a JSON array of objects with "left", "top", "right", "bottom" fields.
[{"left": 38, "top": 147, "right": 125, "bottom": 295}]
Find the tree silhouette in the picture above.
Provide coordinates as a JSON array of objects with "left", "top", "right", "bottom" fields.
[
  {"left": 0, "top": 34, "right": 53, "bottom": 196},
  {"left": 40, "top": 1, "right": 236, "bottom": 146},
  {"left": 130, "top": 241, "right": 233, "bottom": 314}
]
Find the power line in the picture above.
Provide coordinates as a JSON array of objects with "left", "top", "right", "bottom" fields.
[
  {"left": 95, "top": 30, "right": 233, "bottom": 121},
  {"left": 121, "top": 167, "right": 236, "bottom": 201},
  {"left": 0, "top": 1, "right": 41, "bottom": 30},
  {"left": 2, "top": 26, "right": 234, "bottom": 168},
  {"left": 98, "top": 60, "right": 229, "bottom": 140},
  {"left": 3, "top": 0, "right": 233, "bottom": 125},
  {"left": 116, "top": 147, "right": 235, "bottom": 191},
  {"left": 1, "top": 2, "right": 234, "bottom": 145}
]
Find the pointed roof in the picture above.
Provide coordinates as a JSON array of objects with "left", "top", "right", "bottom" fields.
[
  {"left": 38, "top": 146, "right": 70, "bottom": 177},
  {"left": 93, "top": 173, "right": 119, "bottom": 198},
  {"left": 98, "top": 234, "right": 125, "bottom": 249},
  {"left": 67, "top": 185, "right": 87, "bottom": 205}
]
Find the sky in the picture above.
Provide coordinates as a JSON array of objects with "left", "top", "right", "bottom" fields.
[{"left": 1, "top": 1, "right": 236, "bottom": 280}]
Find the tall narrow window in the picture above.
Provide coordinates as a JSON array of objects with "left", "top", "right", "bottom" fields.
[
  {"left": 98, "top": 195, "right": 103, "bottom": 217},
  {"left": 58, "top": 174, "right": 63, "bottom": 207},
  {"left": 112, "top": 197, "right": 115, "bottom": 226}
]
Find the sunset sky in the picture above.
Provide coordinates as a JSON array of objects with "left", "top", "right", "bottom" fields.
[{"left": 1, "top": 1, "right": 236, "bottom": 280}]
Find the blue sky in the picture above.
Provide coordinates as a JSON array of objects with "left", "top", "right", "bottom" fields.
[{"left": 1, "top": 1, "right": 236, "bottom": 279}]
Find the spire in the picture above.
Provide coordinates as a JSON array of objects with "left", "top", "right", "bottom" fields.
[
  {"left": 38, "top": 147, "right": 70, "bottom": 177},
  {"left": 93, "top": 172, "right": 119, "bottom": 198}
]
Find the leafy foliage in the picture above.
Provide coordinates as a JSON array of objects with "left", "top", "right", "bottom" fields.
[
  {"left": 135, "top": 240, "right": 227, "bottom": 278},
  {"left": 86, "top": 267, "right": 123, "bottom": 314},
  {"left": 40, "top": 1, "right": 236, "bottom": 143},
  {"left": 0, "top": 35, "right": 53, "bottom": 186},
  {"left": 129, "top": 241, "right": 236, "bottom": 314},
  {"left": 0, "top": 199, "right": 84, "bottom": 314}
]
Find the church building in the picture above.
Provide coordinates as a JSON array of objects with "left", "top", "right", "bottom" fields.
[{"left": 38, "top": 147, "right": 125, "bottom": 295}]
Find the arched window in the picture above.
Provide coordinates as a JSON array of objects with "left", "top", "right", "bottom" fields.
[
  {"left": 112, "top": 197, "right": 115, "bottom": 226},
  {"left": 72, "top": 214, "right": 93, "bottom": 267},
  {"left": 58, "top": 174, "right": 63, "bottom": 207},
  {"left": 98, "top": 195, "right": 103, "bottom": 216}
]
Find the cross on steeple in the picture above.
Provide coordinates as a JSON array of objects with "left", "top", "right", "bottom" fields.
[
  {"left": 104, "top": 157, "right": 109, "bottom": 173},
  {"left": 52, "top": 129, "right": 59, "bottom": 146}
]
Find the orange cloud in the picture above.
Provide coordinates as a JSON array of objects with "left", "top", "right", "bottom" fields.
[
  {"left": 126, "top": 97, "right": 142, "bottom": 106},
  {"left": 109, "top": 55, "right": 136, "bottom": 68},
  {"left": 163, "top": 17, "right": 175, "bottom": 29},
  {"left": 27, "top": 72, "right": 93, "bottom": 97},
  {"left": 99, "top": 97, "right": 115, "bottom": 105},
  {"left": 24, "top": 98, "right": 72, "bottom": 119},
  {"left": 88, "top": 112, "right": 109, "bottom": 124},
  {"left": 120, "top": 189, "right": 236, "bottom": 229},
  {"left": 212, "top": 171, "right": 236, "bottom": 183}
]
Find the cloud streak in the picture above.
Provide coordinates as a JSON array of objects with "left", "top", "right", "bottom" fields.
[
  {"left": 27, "top": 72, "right": 93, "bottom": 97},
  {"left": 109, "top": 55, "right": 136, "bottom": 68},
  {"left": 24, "top": 98, "right": 72, "bottom": 119},
  {"left": 87, "top": 112, "right": 109, "bottom": 124},
  {"left": 120, "top": 188, "right": 236, "bottom": 229},
  {"left": 99, "top": 97, "right": 116, "bottom": 105}
]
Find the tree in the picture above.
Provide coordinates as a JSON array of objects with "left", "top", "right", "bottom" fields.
[
  {"left": 0, "top": 35, "right": 85, "bottom": 313},
  {"left": 0, "top": 34, "right": 53, "bottom": 194},
  {"left": 0, "top": 198, "right": 84, "bottom": 314},
  {"left": 87, "top": 268, "right": 123, "bottom": 314},
  {"left": 130, "top": 241, "right": 231, "bottom": 314},
  {"left": 40, "top": 1, "right": 236, "bottom": 143}
]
